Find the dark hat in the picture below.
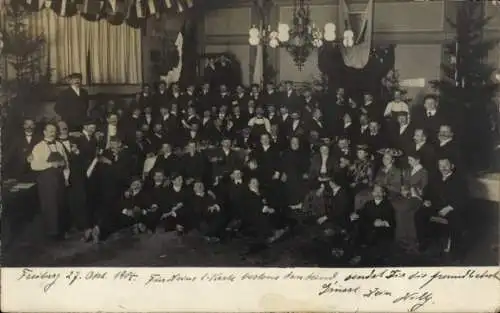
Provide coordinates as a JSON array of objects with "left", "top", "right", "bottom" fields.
[
  {"left": 170, "top": 172, "right": 183, "bottom": 180},
  {"left": 356, "top": 144, "right": 369, "bottom": 152},
  {"left": 83, "top": 118, "right": 97, "bottom": 126},
  {"left": 68, "top": 72, "right": 82, "bottom": 79},
  {"left": 378, "top": 148, "right": 403, "bottom": 157},
  {"left": 129, "top": 176, "right": 142, "bottom": 184},
  {"left": 221, "top": 135, "right": 232, "bottom": 142},
  {"left": 406, "top": 150, "right": 421, "bottom": 159}
]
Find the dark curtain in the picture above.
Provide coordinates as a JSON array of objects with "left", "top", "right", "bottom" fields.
[{"left": 318, "top": 44, "right": 396, "bottom": 101}]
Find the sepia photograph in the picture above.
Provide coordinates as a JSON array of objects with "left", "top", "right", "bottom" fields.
[{"left": 1, "top": 0, "right": 499, "bottom": 274}]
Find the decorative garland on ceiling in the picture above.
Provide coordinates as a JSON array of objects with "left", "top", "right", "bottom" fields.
[{"left": 17, "top": 0, "right": 196, "bottom": 28}]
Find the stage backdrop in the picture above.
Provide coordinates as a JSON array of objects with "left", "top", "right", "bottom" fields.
[
  {"left": 201, "top": 0, "right": 462, "bottom": 103},
  {"left": 1, "top": 9, "right": 142, "bottom": 85}
]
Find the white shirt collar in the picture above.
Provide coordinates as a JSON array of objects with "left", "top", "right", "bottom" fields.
[
  {"left": 416, "top": 141, "right": 425, "bottom": 150},
  {"left": 262, "top": 144, "right": 270, "bottom": 151},
  {"left": 173, "top": 185, "right": 182, "bottom": 192},
  {"left": 332, "top": 186, "right": 341, "bottom": 196},
  {"left": 411, "top": 164, "right": 423, "bottom": 176},
  {"left": 374, "top": 199, "right": 383, "bottom": 205},
  {"left": 399, "top": 123, "right": 408, "bottom": 134},
  {"left": 442, "top": 172, "right": 452, "bottom": 181},
  {"left": 440, "top": 138, "right": 452, "bottom": 146},
  {"left": 71, "top": 85, "right": 80, "bottom": 96}
]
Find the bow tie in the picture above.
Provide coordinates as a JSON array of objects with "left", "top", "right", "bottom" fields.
[
  {"left": 46, "top": 140, "right": 56, "bottom": 145},
  {"left": 234, "top": 181, "right": 242, "bottom": 185},
  {"left": 427, "top": 111, "right": 435, "bottom": 117}
]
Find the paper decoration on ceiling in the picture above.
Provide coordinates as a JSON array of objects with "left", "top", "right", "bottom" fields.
[{"left": 19, "top": 0, "right": 197, "bottom": 27}]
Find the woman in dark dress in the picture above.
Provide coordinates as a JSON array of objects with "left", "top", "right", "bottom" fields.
[{"left": 281, "top": 136, "right": 309, "bottom": 207}]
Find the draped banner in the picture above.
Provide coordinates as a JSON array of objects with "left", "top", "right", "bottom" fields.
[
  {"left": 252, "top": 22, "right": 264, "bottom": 86},
  {"left": 338, "top": 0, "right": 373, "bottom": 69},
  {"left": 12, "top": 0, "right": 198, "bottom": 27},
  {"left": 160, "top": 26, "right": 183, "bottom": 87}
]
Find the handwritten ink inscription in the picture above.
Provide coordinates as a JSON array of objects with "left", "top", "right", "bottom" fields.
[{"left": 14, "top": 267, "right": 500, "bottom": 312}]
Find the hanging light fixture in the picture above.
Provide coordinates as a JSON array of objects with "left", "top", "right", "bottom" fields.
[{"left": 248, "top": 0, "right": 355, "bottom": 70}]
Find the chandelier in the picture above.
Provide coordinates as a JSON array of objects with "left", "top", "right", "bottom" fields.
[{"left": 248, "top": 0, "right": 355, "bottom": 70}]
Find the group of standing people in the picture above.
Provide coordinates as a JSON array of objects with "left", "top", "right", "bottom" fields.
[{"left": 6, "top": 72, "right": 468, "bottom": 264}]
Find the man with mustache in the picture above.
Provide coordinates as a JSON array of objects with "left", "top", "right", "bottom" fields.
[{"left": 55, "top": 73, "right": 89, "bottom": 132}]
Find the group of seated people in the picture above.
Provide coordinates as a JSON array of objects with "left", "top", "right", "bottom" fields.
[{"left": 6, "top": 79, "right": 469, "bottom": 264}]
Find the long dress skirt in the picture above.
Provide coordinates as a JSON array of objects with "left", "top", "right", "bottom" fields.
[
  {"left": 392, "top": 195, "right": 420, "bottom": 251},
  {"left": 37, "top": 166, "right": 66, "bottom": 237}
]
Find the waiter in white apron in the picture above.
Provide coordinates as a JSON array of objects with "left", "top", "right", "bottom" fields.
[{"left": 31, "top": 123, "right": 69, "bottom": 240}]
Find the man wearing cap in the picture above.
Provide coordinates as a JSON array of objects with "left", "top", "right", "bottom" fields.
[{"left": 55, "top": 73, "right": 89, "bottom": 132}]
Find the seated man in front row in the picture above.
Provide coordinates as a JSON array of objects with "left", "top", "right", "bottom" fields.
[
  {"left": 349, "top": 184, "right": 396, "bottom": 265},
  {"left": 414, "top": 157, "right": 467, "bottom": 260}
]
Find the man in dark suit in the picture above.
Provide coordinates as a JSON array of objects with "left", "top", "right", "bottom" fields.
[
  {"left": 139, "top": 84, "right": 153, "bottom": 109},
  {"left": 413, "top": 94, "right": 447, "bottom": 145},
  {"left": 55, "top": 73, "right": 89, "bottom": 132},
  {"left": 415, "top": 158, "right": 467, "bottom": 259},
  {"left": 316, "top": 175, "right": 352, "bottom": 232},
  {"left": 251, "top": 133, "right": 281, "bottom": 194},
  {"left": 261, "top": 82, "right": 280, "bottom": 109},
  {"left": 210, "top": 137, "right": 243, "bottom": 184},
  {"left": 152, "top": 142, "right": 180, "bottom": 181},
  {"left": 302, "top": 88, "right": 320, "bottom": 116},
  {"left": 232, "top": 85, "right": 248, "bottom": 108},
  {"left": 152, "top": 81, "right": 169, "bottom": 114},
  {"left": 361, "top": 93, "right": 383, "bottom": 124},
  {"left": 281, "top": 81, "right": 301, "bottom": 112},
  {"left": 436, "top": 124, "right": 462, "bottom": 170},
  {"left": 197, "top": 82, "right": 213, "bottom": 113},
  {"left": 4, "top": 118, "right": 42, "bottom": 179},
  {"left": 412, "top": 128, "right": 437, "bottom": 175},
  {"left": 365, "top": 121, "right": 385, "bottom": 155},
  {"left": 391, "top": 111, "right": 414, "bottom": 154},
  {"left": 180, "top": 84, "right": 197, "bottom": 112},
  {"left": 308, "top": 108, "right": 328, "bottom": 139},
  {"left": 213, "top": 84, "right": 232, "bottom": 109}
]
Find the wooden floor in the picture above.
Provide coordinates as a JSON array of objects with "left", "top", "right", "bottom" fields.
[{"left": 2, "top": 200, "right": 498, "bottom": 267}]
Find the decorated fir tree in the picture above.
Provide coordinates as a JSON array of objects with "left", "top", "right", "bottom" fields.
[
  {"left": 431, "top": 2, "right": 498, "bottom": 170},
  {"left": 1, "top": 3, "right": 53, "bottom": 119}
]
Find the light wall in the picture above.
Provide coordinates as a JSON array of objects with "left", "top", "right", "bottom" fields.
[{"left": 202, "top": 0, "right": 460, "bottom": 102}]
